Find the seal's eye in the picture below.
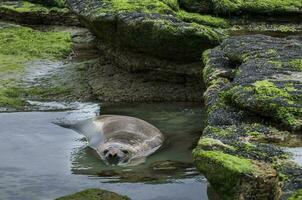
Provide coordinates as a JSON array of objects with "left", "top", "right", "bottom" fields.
[
  {"left": 103, "top": 149, "right": 109, "bottom": 154},
  {"left": 122, "top": 150, "right": 129, "bottom": 154}
]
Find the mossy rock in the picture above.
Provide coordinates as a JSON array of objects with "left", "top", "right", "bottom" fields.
[
  {"left": 193, "top": 150, "right": 280, "bottom": 200},
  {"left": 55, "top": 189, "right": 130, "bottom": 200},
  {"left": 66, "top": 0, "right": 228, "bottom": 62},
  {"left": 0, "top": 1, "right": 79, "bottom": 25},
  {"left": 179, "top": 0, "right": 302, "bottom": 16},
  {"left": 196, "top": 34, "right": 302, "bottom": 200}
]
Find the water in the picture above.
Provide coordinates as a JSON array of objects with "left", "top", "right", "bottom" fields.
[{"left": 0, "top": 102, "right": 209, "bottom": 200}]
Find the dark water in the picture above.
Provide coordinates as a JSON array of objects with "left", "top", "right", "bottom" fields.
[{"left": 0, "top": 102, "right": 209, "bottom": 200}]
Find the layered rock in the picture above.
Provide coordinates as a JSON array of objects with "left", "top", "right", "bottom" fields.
[
  {"left": 0, "top": 1, "right": 80, "bottom": 25},
  {"left": 66, "top": 0, "right": 228, "bottom": 82},
  {"left": 193, "top": 35, "right": 302, "bottom": 199}
]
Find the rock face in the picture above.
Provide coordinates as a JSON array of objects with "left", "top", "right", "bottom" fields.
[
  {"left": 0, "top": 1, "right": 80, "bottom": 25},
  {"left": 65, "top": 0, "right": 228, "bottom": 83},
  {"left": 55, "top": 189, "right": 130, "bottom": 200},
  {"left": 193, "top": 35, "right": 302, "bottom": 199}
]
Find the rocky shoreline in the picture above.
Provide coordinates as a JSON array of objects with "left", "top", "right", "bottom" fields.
[{"left": 0, "top": 0, "right": 301, "bottom": 199}]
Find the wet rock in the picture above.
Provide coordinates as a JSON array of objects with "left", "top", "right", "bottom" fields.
[
  {"left": 55, "top": 188, "right": 130, "bottom": 200},
  {"left": 0, "top": 1, "right": 80, "bottom": 25},
  {"left": 194, "top": 35, "right": 302, "bottom": 199}
]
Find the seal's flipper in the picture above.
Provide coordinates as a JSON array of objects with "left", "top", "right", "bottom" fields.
[{"left": 71, "top": 119, "right": 105, "bottom": 150}]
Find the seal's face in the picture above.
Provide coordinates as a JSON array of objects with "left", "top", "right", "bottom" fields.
[{"left": 97, "top": 142, "right": 137, "bottom": 166}]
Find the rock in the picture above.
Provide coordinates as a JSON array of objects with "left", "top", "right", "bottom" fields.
[
  {"left": 179, "top": 0, "right": 302, "bottom": 16},
  {"left": 55, "top": 189, "right": 130, "bottom": 200},
  {"left": 194, "top": 35, "right": 302, "bottom": 199},
  {"left": 0, "top": 1, "right": 80, "bottom": 25},
  {"left": 66, "top": 0, "right": 228, "bottom": 79},
  {"left": 193, "top": 150, "right": 280, "bottom": 200},
  {"left": 27, "top": 0, "right": 65, "bottom": 8}
]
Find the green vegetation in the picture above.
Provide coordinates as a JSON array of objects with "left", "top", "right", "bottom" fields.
[
  {"left": 0, "top": 26, "right": 71, "bottom": 71},
  {"left": 198, "top": 0, "right": 302, "bottom": 14},
  {"left": 0, "top": 26, "right": 71, "bottom": 59},
  {"left": 268, "top": 59, "right": 302, "bottom": 71},
  {"left": 198, "top": 137, "right": 235, "bottom": 151},
  {"left": 193, "top": 150, "right": 253, "bottom": 199},
  {"left": 254, "top": 80, "right": 301, "bottom": 127},
  {"left": 289, "top": 59, "right": 302, "bottom": 71},
  {"left": 55, "top": 188, "right": 130, "bottom": 200},
  {"left": 288, "top": 189, "right": 302, "bottom": 200},
  {"left": 254, "top": 80, "right": 291, "bottom": 98},
  {"left": 95, "top": 0, "right": 228, "bottom": 28},
  {"left": 177, "top": 10, "right": 229, "bottom": 28},
  {"left": 0, "top": 26, "right": 72, "bottom": 109},
  {"left": 0, "top": 1, "right": 68, "bottom": 13}
]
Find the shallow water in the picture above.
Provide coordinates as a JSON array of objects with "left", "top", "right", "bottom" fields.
[{"left": 0, "top": 102, "right": 209, "bottom": 200}]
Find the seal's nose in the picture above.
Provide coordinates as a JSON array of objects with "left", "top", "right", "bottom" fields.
[
  {"left": 108, "top": 152, "right": 117, "bottom": 158},
  {"left": 106, "top": 152, "right": 120, "bottom": 165}
]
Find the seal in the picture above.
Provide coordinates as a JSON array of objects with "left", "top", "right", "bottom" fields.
[{"left": 72, "top": 115, "right": 164, "bottom": 166}]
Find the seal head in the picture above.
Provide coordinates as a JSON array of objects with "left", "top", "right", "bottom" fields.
[{"left": 97, "top": 142, "right": 137, "bottom": 165}]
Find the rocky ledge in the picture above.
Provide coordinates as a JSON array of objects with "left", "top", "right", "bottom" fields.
[
  {"left": 0, "top": 1, "right": 80, "bottom": 25},
  {"left": 193, "top": 35, "right": 302, "bottom": 199},
  {"left": 65, "top": 0, "right": 229, "bottom": 82}
]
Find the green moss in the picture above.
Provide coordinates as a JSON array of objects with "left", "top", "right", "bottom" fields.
[
  {"left": 193, "top": 150, "right": 253, "bottom": 199},
  {"left": 25, "top": 86, "right": 71, "bottom": 97},
  {"left": 0, "top": 87, "right": 25, "bottom": 108},
  {"left": 289, "top": 59, "right": 302, "bottom": 71},
  {"left": 268, "top": 60, "right": 282, "bottom": 69},
  {"left": 224, "top": 81, "right": 301, "bottom": 128},
  {"left": 268, "top": 59, "right": 302, "bottom": 71},
  {"left": 55, "top": 188, "right": 130, "bottom": 200},
  {"left": 204, "top": 126, "right": 234, "bottom": 137},
  {"left": 0, "top": 26, "right": 72, "bottom": 60},
  {"left": 0, "top": 26, "right": 72, "bottom": 110},
  {"left": 246, "top": 131, "right": 261, "bottom": 137},
  {"left": 205, "top": 0, "right": 302, "bottom": 14},
  {"left": 0, "top": 1, "right": 68, "bottom": 13},
  {"left": 0, "top": 54, "right": 27, "bottom": 72},
  {"left": 198, "top": 137, "right": 236, "bottom": 151},
  {"left": 97, "top": 0, "right": 174, "bottom": 14},
  {"left": 177, "top": 10, "right": 229, "bottom": 28},
  {"left": 254, "top": 80, "right": 291, "bottom": 98},
  {"left": 288, "top": 189, "right": 302, "bottom": 200}
]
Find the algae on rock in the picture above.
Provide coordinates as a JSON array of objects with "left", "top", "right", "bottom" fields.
[
  {"left": 0, "top": 1, "right": 79, "bottom": 25},
  {"left": 55, "top": 189, "right": 130, "bottom": 200},
  {"left": 194, "top": 35, "right": 302, "bottom": 200}
]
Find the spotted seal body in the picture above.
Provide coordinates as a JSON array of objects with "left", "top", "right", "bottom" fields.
[{"left": 73, "top": 115, "right": 164, "bottom": 166}]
